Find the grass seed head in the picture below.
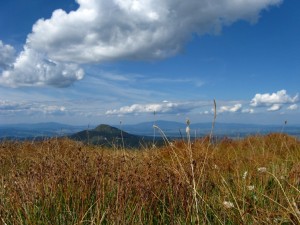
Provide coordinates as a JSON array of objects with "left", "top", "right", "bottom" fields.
[
  {"left": 257, "top": 167, "right": 267, "bottom": 173},
  {"left": 242, "top": 171, "right": 248, "bottom": 180},
  {"left": 223, "top": 201, "right": 234, "bottom": 209},
  {"left": 247, "top": 185, "right": 255, "bottom": 191}
]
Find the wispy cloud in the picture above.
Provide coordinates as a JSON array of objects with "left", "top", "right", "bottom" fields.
[
  {"left": 144, "top": 77, "right": 205, "bottom": 87},
  {"left": 0, "top": 100, "right": 67, "bottom": 116},
  {"left": 0, "top": 100, "right": 30, "bottom": 111},
  {"left": 78, "top": 74, "right": 169, "bottom": 103},
  {"left": 0, "top": 0, "right": 282, "bottom": 87},
  {"left": 96, "top": 71, "right": 136, "bottom": 82}
]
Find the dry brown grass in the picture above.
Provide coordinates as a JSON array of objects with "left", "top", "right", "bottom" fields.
[{"left": 0, "top": 133, "right": 300, "bottom": 224}]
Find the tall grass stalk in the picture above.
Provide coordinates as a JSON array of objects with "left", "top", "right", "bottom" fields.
[
  {"left": 152, "top": 110, "right": 157, "bottom": 148},
  {"left": 119, "top": 120, "right": 125, "bottom": 150},
  {"left": 186, "top": 119, "right": 200, "bottom": 223},
  {"left": 266, "top": 171, "right": 300, "bottom": 223},
  {"left": 209, "top": 99, "right": 217, "bottom": 141}
]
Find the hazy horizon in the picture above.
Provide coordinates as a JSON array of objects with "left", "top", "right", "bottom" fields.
[{"left": 1, "top": 119, "right": 300, "bottom": 127}]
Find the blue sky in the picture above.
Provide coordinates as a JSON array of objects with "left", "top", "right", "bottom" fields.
[{"left": 0, "top": 0, "right": 299, "bottom": 126}]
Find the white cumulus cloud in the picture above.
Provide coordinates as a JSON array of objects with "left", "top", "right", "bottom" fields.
[
  {"left": 219, "top": 103, "right": 242, "bottom": 113},
  {"left": 27, "top": 0, "right": 283, "bottom": 63},
  {"left": 267, "top": 104, "right": 281, "bottom": 111},
  {"left": 0, "top": 0, "right": 282, "bottom": 87},
  {"left": 242, "top": 108, "right": 254, "bottom": 114},
  {"left": 287, "top": 104, "right": 298, "bottom": 110},
  {"left": 250, "top": 90, "right": 299, "bottom": 112},
  {"left": 0, "top": 48, "right": 84, "bottom": 88},
  {"left": 0, "top": 41, "right": 16, "bottom": 70}
]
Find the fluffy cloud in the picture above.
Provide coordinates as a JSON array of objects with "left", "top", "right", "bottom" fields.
[
  {"left": 0, "top": 0, "right": 282, "bottom": 87},
  {"left": 26, "top": 0, "right": 282, "bottom": 63},
  {"left": 219, "top": 103, "right": 243, "bottom": 113},
  {"left": 242, "top": 108, "right": 254, "bottom": 114},
  {"left": 287, "top": 104, "right": 298, "bottom": 110},
  {"left": 0, "top": 41, "right": 16, "bottom": 70},
  {"left": 0, "top": 48, "right": 84, "bottom": 87},
  {"left": 106, "top": 101, "right": 206, "bottom": 115},
  {"left": 250, "top": 90, "right": 299, "bottom": 111},
  {"left": 267, "top": 104, "right": 281, "bottom": 111}
]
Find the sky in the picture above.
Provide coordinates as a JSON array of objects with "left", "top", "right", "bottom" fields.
[{"left": 0, "top": 0, "right": 299, "bottom": 126}]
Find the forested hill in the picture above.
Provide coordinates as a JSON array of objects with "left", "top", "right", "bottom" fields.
[{"left": 70, "top": 124, "right": 154, "bottom": 148}]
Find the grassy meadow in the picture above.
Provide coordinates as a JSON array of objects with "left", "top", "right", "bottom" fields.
[{"left": 0, "top": 133, "right": 300, "bottom": 224}]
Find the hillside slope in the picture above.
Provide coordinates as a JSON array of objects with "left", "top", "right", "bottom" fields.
[{"left": 70, "top": 124, "right": 153, "bottom": 148}]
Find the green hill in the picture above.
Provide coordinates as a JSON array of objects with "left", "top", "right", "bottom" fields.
[{"left": 70, "top": 124, "right": 153, "bottom": 148}]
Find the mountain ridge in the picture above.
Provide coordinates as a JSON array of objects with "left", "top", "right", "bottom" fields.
[
  {"left": 120, "top": 120, "right": 300, "bottom": 137},
  {"left": 1, "top": 120, "right": 300, "bottom": 139}
]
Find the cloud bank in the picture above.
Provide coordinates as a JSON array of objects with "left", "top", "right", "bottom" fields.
[
  {"left": 0, "top": 100, "right": 67, "bottom": 116},
  {"left": 106, "top": 101, "right": 209, "bottom": 115},
  {"left": 0, "top": 0, "right": 282, "bottom": 87},
  {"left": 106, "top": 100, "right": 258, "bottom": 116},
  {"left": 107, "top": 89, "right": 299, "bottom": 116}
]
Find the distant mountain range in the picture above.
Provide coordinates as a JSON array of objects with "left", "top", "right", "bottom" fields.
[
  {"left": 1, "top": 121, "right": 300, "bottom": 142},
  {"left": 0, "top": 122, "right": 86, "bottom": 139},
  {"left": 120, "top": 120, "right": 300, "bottom": 138}
]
